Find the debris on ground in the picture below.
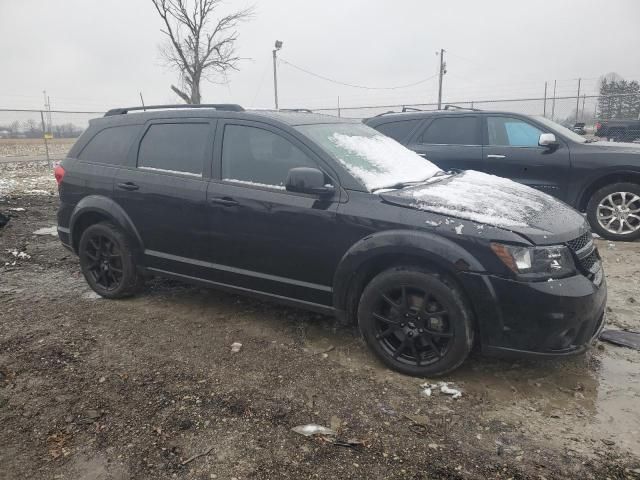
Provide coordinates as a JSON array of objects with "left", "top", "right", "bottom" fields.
[
  {"left": 180, "top": 445, "right": 215, "bottom": 466},
  {"left": 420, "top": 381, "right": 463, "bottom": 399},
  {"left": 230, "top": 342, "right": 243, "bottom": 353},
  {"left": 7, "top": 249, "right": 30, "bottom": 260},
  {"left": 291, "top": 424, "right": 336, "bottom": 437},
  {"left": 8, "top": 207, "right": 26, "bottom": 212},
  {"left": 33, "top": 226, "right": 58, "bottom": 236},
  {"left": 0, "top": 212, "right": 9, "bottom": 228},
  {"left": 599, "top": 329, "right": 640, "bottom": 350}
]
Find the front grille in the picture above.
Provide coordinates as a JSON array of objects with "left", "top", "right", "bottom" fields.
[
  {"left": 566, "top": 231, "right": 592, "bottom": 252},
  {"left": 566, "top": 230, "right": 601, "bottom": 282}
]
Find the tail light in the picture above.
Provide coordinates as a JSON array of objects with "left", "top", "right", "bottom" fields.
[{"left": 54, "top": 164, "right": 65, "bottom": 186}]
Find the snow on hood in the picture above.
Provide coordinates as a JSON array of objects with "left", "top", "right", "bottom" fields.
[
  {"left": 384, "top": 170, "right": 580, "bottom": 229},
  {"left": 329, "top": 133, "right": 440, "bottom": 191}
]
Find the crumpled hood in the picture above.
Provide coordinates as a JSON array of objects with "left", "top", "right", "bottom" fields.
[{"left": 380, "top": 170, "right": 588, "bottom": 244}]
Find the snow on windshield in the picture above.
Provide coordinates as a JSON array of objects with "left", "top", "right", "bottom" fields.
[
  {"left": 298, "top": 123, "right": 440, "bottom": 191},
  {"left": 398, "top": 170, "right": 566, "bottom": 228},
  {"left": 329, "top": 133, "right": 440, "bottom": 190}
]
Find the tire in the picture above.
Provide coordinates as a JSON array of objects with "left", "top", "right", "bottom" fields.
[
  {"left": 78, "top": 222, "right": 143, "bottom": 298},
  {"left": 357, "top": 267, "right": 474, "bottom": 377},
  {"left": 586, "top": 183, "right": 640, "bottom": 241}
]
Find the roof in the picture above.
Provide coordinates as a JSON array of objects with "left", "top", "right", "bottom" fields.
[
  {"left": 92, "top": 105, "right": 357, "bottom": 128},
  {"left": 366, "top": 109, "right": 539, "bottom": 124}
]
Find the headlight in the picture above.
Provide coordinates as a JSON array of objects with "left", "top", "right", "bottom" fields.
[{"left": 490, "top": 243, "right": 576, "bottom": 280}]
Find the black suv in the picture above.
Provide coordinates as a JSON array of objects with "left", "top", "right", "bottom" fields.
[
  {"left": 55, "top": 104, "right": 606, "bottom": 376},
  {"left": 365, "top": 109, "right": 640, "bottom": 241}
]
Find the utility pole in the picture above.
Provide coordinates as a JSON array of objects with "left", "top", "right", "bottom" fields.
[
  {"left": 543, "top": 81, "right": 548, "bottom": 116},
  {"left": 272, "top": 40, "right": 283, "bottom": 109},
  {"left": 575, "top": 78, "right": 581, "bottom": 123},
  {"left": 551, "top": 80, "right": 557, "bottom": 121},
  {"left": 437, "top": 49, "right": 446, "bottom": 109}
]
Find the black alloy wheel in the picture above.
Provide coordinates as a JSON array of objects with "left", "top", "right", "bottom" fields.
[{"left": 358, "top": 267, "right": 474, "bottom": 376}]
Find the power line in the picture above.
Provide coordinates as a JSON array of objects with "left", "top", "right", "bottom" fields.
[{"left": 278, "top": 58, "right": 439, "bottom": 90}]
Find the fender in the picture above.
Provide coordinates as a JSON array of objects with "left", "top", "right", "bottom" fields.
[
  {"left": 573, "top": 166, "right": 640, "bottom": 210},
  {"left": 332, "top": 229, "right": 485, "bottom": 312},
  {"left": 69, "top": 195, "right": 144, "bottom": 257}
]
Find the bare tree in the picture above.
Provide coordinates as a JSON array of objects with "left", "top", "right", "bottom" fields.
[{"left": 151, "top": 0, "right": 253, "bottom": 104}]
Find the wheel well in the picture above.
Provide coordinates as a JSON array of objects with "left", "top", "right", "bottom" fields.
[
  {"left": 71, "top": 211, "right": 111, "bottom": 252},
  {"left": 578, "top": 173, "right": 640, "bottom": 211},
  {"left": 342, "top": 253, "right": 463, "bottom": 326}
]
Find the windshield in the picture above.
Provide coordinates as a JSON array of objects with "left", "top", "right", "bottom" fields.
[
  {"left": 297, "top": 123, "right": 440, "bottom": 191},
  {"left": 533, "top": 116, "right": 587, "bottom": 143}
]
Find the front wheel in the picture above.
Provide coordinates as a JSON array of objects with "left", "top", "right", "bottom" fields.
[
  {"left": 357, "top": 267, "right": 474, "bottom": 377},
  {"left": 586, "top": 183, "right": 640, "bottom": 241}
]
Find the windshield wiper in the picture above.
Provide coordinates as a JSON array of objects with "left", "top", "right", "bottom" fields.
[{"left": 372, "top": 170, "right": 454, "bottom": 192}]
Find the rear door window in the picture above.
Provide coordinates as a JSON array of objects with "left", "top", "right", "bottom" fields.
[
  {"left": 78, "top": 125, "right": 141, "bottom": 165},
  {"left": 137, "top": 123, "right": 210, "bottom": 176},
  {"left": 374, "top": 119, "right": 422, "bottom": 142},
  {"left": 221, "top": 124, "right": 316, "bottom": 188},
  {"left": 419, "top": 116, "right": 480, "bottom": 145}
]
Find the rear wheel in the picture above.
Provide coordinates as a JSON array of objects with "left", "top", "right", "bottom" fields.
[
  {"left": 357, "top": 267, "right": 474, "bottom": 377},
  {"left": 78, "top": 222, "right": 143, "bottom": 298},
  {"left": 587, "top": 183, "right": 640, "bottom": 241}
]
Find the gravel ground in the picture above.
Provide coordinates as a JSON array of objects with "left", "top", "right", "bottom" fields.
[{"left": 1, "top": 164, "right": 639, "bottom": 479}]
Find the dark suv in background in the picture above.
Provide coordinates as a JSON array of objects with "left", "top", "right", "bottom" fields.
[
  {"left": 366, "top": 108, "right": 640, "bottom": 241},
  {"left": 55, "top": 105, "right": 606, "bottom": 376}
]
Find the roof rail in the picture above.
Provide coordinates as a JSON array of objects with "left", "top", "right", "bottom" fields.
[
  {"left": 443, "top": 104, "right": 481, "bottom": 112},
  {"left": 401, "top": 106, "right": 426, "bottom": 113},
  {"left": 374, "top": 110, "right": 399, "bottom": 117},
  {"left": 104, "top": 104, "right": 245, "bottom": 117},
  {"left": 280, "top": 108, "right": 314, "bottom": 113}
]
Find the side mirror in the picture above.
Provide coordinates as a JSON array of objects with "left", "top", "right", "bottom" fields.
[
  {"left": 538, "top": 133, "right": 559, "bottom": 147},
  {"left": 285, "top": 167, "right": 335, "bottom": 196}
]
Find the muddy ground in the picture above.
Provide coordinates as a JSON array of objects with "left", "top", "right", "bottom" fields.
[{"left": 1, "top": 164, "right": 639, "bottom": 479}]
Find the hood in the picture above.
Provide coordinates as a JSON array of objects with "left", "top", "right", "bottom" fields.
[
  {"left": 379, "top": 170, "right": 588, "bottom": 244},
  {"left": 584, "top": 141, "right": 640, "bottom": 155}
]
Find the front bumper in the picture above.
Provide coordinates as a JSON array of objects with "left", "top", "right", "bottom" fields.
[{"left": 460, "top": 271, "right": 607, "bottom": 358}]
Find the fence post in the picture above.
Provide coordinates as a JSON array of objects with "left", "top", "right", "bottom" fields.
[
  {"left": 39, "top": 110, "right": 51, "bottom": 167},
  {"left": 543, "top": 81, "right": 547, "bottom": 117}
]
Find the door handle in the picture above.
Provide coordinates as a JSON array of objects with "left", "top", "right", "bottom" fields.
[
  {"left": 117, "top": 182, "right": 139, "bottom": 191},
  {"left": 209, "top": 197, "right": 239, "bottom": 207},
  {"left": 486, "top": 154, "right": 506, "bottom": 159}
]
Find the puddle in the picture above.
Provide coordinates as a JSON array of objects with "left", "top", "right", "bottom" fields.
[{"left": 301, "top": 317, "right": 640, "bottom": 455}]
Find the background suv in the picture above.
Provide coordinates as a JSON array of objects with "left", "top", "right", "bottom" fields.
[
  {"left": 365, "top": 109, "right": 640, "bottom": 241},
  {"left": 55, "top": 105, "right": 606, "bottom": 376}
]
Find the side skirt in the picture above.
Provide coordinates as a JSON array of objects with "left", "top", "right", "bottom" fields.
[{"left": 146, "top": 267, "right": 336, "bottom": 316}]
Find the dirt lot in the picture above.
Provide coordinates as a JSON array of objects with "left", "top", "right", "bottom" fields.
[{"left": 1, "top": 164, "right": 639, "bottom": 479}]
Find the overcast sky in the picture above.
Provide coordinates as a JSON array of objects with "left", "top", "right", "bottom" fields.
[{"left": 1, "top": 0, "right": 639, "bottom": 113}]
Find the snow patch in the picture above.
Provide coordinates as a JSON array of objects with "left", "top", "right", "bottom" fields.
[
  {"left": 401, "top": 170, "right": 567, "bottom": 228},
  {"left": 454, "top": 224, "right": 464, "bottom": 235},
  {"left": 328, "top": 133, "right": 440, "bottom": 191},
  {"left": 33, "top": 226, "right": 58, "bottom": 236},
  {"left": 9, "top": 207, "right": 25, "bottom": 212}
]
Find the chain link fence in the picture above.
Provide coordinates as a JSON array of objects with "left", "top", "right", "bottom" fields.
[
  {"left": 0, "top": 109, "right": 101, "bottom": 165},
  {"left": 1, "top": 93, "right": 638, "bottom": 165}
]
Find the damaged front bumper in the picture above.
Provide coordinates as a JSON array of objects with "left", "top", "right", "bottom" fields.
[{"left": 460, "top": 271, "right": 607, "bottom": 358}]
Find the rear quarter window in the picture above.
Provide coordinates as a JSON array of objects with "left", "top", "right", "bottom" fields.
[
  {"left": 77, "top": 125, "right": 141, "bottom": 165},
  {"left": 373, "top": 119, "right": 422, "bottom": 142}
]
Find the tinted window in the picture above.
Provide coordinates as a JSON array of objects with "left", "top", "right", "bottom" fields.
[
  {"left": 374, "top": 119, "right": 422, "bottom": 142},
  {"left": 419, "top": 116, "right": 480, "bottom": 145},
  {"left": 222, "top": 125, "right": 316, "bottom": 187},
  {"left": 78, "top": 125, "right": 140, "bottom": 165},
  {"left": 137, "top": 123, "right": 210, "bottom": 175},
  {"left": 487, "top": 117, "right": 543, "bottom": 147}
]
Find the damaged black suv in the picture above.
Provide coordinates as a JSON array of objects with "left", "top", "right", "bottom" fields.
[{"left": 55, "top": 104, "right": 607, "bottom": 376}]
